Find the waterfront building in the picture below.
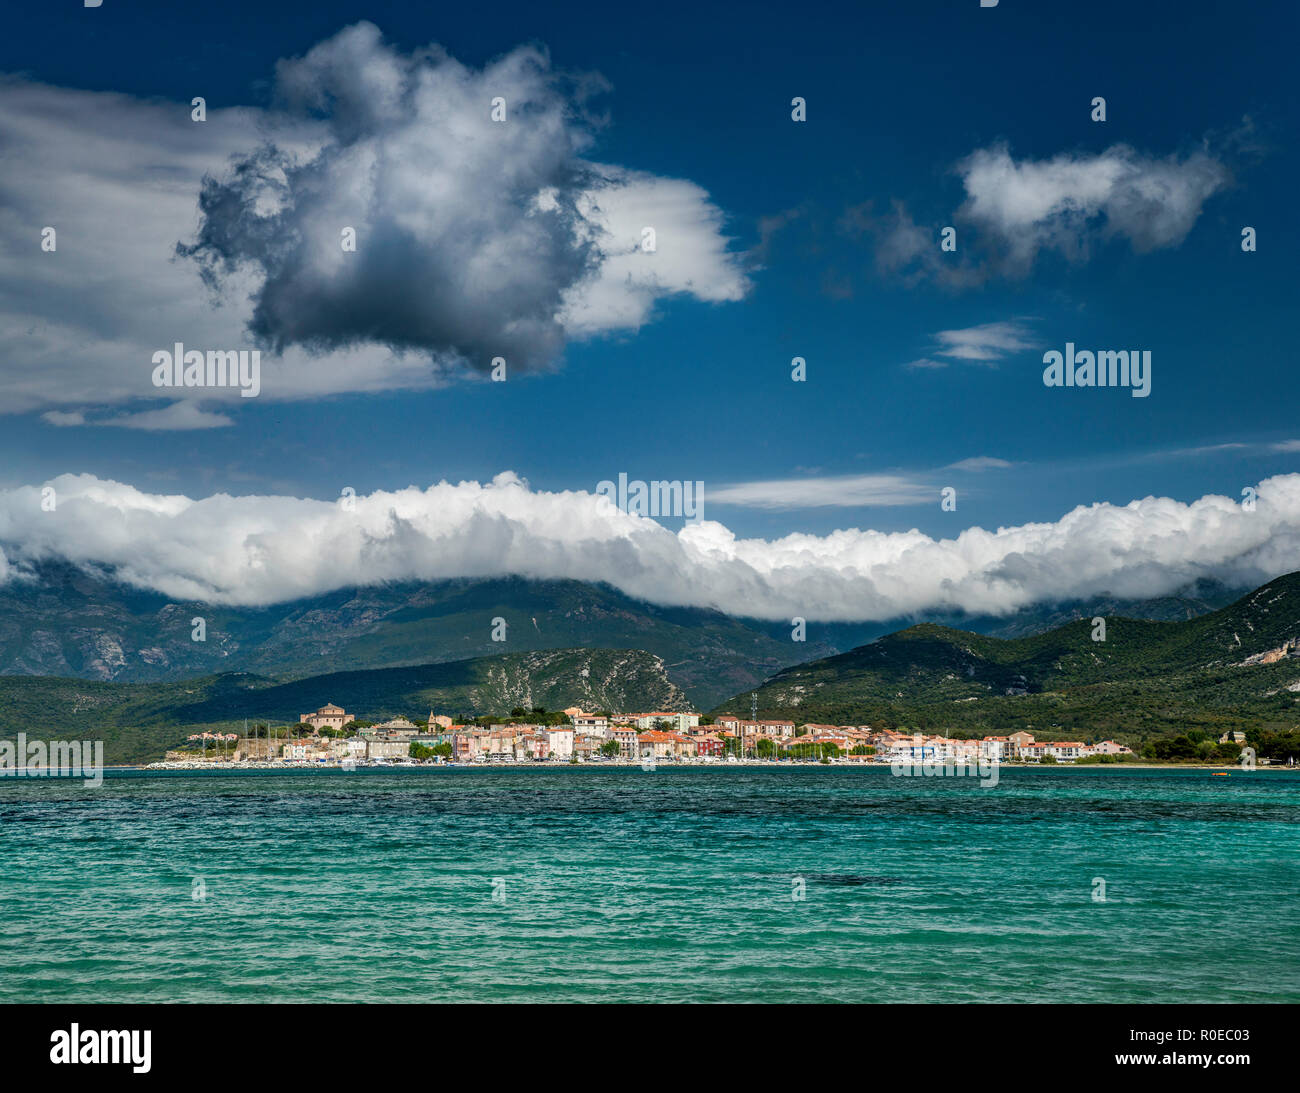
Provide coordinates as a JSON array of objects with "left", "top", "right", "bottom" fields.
[
  {"left": 610, "top": 729, "right": 639, "bottom": 758},
  {"left": 1007, "top": 731, "right": 1035, "bottom": 755},
  {"left": 546, "top": 726, "right": 575, "bottom": 760},
  {"left": 299, "top": 703, "right": 350, "bottom": 731},
  {"left": 572, "top": 715, "right": 609, "bottom": 736},
  {"left": 636, "top": 730, "right": 683, "bottom": 760},
  {"left": 523, "top": 733, "right": 551, "bottom": 761},
  {"left": 632, "top": 712, "right": 700, "bottom": 732},
  {"left": 695, "top": 734, "right": 725, "bottom": 757},
  {"left": 371, "top": 716, "right": 420, "bottom": 737}
]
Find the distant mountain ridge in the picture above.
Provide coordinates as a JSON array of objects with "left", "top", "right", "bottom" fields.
[
  {"left": 0, "top": 561, "right": 1246, "bottom": 711},
  {"left": 0, "top": 564, "right": 834, "bottom": 710}
]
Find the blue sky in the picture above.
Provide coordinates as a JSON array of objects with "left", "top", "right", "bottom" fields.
[{"left": 0, "top": 0, "right": 1296, "bottom": 620}]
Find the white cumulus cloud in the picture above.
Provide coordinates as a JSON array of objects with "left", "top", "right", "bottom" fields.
[
  {"left": 957, "top": 142, "right": 1230, "bottom": 269},
  {"left": 853, "top": 141, "right": 1231, "bottom": 287}
]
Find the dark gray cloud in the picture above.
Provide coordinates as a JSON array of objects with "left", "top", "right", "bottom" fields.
[{"left": 178, "top": 23, "right": 603, "bottom": 371}]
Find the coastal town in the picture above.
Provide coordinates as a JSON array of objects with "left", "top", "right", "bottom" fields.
[{"left": 156, "top": 701, "right": 1138, "bottom": 768}]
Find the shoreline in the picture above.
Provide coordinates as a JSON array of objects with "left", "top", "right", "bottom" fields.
[{"left": 81, "top": 759, "right": 1300, "bottom": 774}]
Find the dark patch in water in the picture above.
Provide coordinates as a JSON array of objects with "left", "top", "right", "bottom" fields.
[{"left": 802, "top": 873, "right": 899, "bottom": 887}]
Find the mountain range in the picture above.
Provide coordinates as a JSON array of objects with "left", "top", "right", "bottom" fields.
[
  {"left": 0, "top": 561, "right": 1245, "bottom": 710},
  {"left": 725, "top": 573, "right": 1300, "bottom": 747}
]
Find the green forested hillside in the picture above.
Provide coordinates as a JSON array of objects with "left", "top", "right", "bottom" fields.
[
  {"left": 0, "top": 647, "right": 688, "bottom": 763},
  {"left": 715, "top": 573, "right": 1300, "bottom": 745}
]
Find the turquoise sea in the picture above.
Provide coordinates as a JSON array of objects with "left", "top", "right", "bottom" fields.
[{"left": 1, "top": 766, "right": 1297, "bottom": 1003}]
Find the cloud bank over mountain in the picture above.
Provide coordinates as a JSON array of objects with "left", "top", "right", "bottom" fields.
[{"left": 2, "top": 472, "right": 1297, "bottom": 621}]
